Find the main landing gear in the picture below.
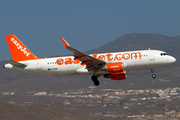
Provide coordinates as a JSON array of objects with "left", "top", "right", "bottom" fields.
[
  {"left": 91, "top": 75, "right": 100, "bottom": 86},
  {"left": 151, "top": 69, "right": 156, "bottom": 79}
]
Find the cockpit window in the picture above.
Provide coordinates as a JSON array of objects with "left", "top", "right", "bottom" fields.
[{"left": 161, "top": 53, "right": 167, "bottom": 56}]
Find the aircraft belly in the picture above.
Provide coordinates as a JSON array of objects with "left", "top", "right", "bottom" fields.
[
  {"left": 124, "top": 58, "right": 149, "bottom": 71},
  {"left": 56, "top": 65, "right": 78, "bottom": 75}
]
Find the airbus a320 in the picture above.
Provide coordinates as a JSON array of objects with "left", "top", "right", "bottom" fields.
[{"left": 4, "top": 35, "right": 176, "bottom": 86}]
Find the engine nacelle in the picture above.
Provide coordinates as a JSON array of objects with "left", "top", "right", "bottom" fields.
[
  {"left": 104, "top": 71, "right": 127, "bottom": 80},
  {"left": 101, "top": 62, "right": 126, "bottom": 73}
]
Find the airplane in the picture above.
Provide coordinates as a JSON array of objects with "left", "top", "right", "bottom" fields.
[{"left": 4, "top": 34, "right": 176, "bottom": 86}]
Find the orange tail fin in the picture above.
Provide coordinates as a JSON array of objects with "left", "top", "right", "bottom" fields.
[{"left": 5, "top": 34, "right": 40, "bottom": 62}]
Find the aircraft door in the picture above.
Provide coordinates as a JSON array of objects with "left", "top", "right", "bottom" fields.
[
  {"left": 149, "top": 50, "right": 155, "bottom": 61},
  {"left": 37, "top": 60, "right": 42, "bottom": 70}
]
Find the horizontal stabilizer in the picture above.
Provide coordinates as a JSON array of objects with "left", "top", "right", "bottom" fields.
[{"left": 5, "top": 60, "right": 27, "bottom": 68}]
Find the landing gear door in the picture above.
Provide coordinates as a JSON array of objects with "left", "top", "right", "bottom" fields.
[
  {"left": 37, "top": 60, "right": 42, "bottom": 70},
  {"left": 149, "top": 50, "right": 155, "bottom": 61}
]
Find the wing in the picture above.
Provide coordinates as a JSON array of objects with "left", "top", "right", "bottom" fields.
[{"left": 60, "top": 37, "right": 106, "bottom": 71}]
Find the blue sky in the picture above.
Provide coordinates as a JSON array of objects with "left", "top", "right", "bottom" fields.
[{"left": 0, "top": 0, "right": 180, "bottom": 60}]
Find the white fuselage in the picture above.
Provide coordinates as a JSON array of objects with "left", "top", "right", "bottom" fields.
[{"left": 4, "top": 49, "right": 176, "bottom": 76}]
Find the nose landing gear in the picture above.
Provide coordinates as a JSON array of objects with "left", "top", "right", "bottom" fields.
[
  {"left": 152, "top": 74, "right": 156, "bottom": 79},
  {"left": 151, "top": 69, "right": 156, "bottom": 79},
  {"left": 91, "top": 75, "right": 100, "bottom": 86}
]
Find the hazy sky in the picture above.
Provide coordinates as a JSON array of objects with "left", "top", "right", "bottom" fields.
[{"left": 0, "top": 0, "right": 180, "bottom": 60}]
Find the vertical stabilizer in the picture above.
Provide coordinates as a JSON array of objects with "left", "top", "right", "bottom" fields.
[{"left": 5, "top": 34, "right": 40, "bottom": 62}]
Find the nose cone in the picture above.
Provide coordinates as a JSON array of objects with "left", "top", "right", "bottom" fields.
[
  {"left": 171, "top": 57, "right": 176, "bottom": 63},
  {"left": 169, "top": 56, "right": 176, "bottom": 65}
]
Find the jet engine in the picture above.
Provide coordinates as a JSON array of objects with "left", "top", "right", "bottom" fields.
[
  {"left": 101, "top": 62, "right": 126, "bottom": 73},
  {"left": 103, "top": 71, "right": 127, "bottom": 80}
]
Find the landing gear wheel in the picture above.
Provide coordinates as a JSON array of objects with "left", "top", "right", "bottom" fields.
[
  {"left": 152, "top": 74, "right": 156, "bottom": 79},
  {"left": 91, "top": 75, "right": 100, "bottom": 86},
  {"left": 91, "top": 75, "right": 97, "bottom": 81},
  {"left": 94, "top": 80, "right": 100, "bottom": 86},
  {"left": 151, "top": 69, "right": 156, "bottom": 79}
]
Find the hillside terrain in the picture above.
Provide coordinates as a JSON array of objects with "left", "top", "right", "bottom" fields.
[
  {"left": 87, "top": 33, "right": 180, "bottom": 60},
  {"left": 0, "top": 33, "right": 180, "bottom": 93},
  {"left": 0, "top": 99, "right": 112, "bottom": 120}
]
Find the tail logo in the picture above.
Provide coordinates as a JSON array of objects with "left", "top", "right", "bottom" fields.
[{"left": 11, "top": 38, "right": 30, "bottom": 57}]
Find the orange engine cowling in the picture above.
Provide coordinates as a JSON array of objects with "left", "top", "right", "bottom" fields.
[
  {"left": 104, "top": 71, "right": 127, "bottom": 80},
  {"left": 102, "top": 62, "right": 125, "bottom": 73}
]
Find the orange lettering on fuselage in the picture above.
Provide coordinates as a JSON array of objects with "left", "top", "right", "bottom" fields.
[
  {"left": 122, "top": 53, "right": 130, "bottom": 60},
  {"left": 56, "top": 58, "right": 64, "bottom": 65},
  {"left": 92, "top": 54, "right": 98, "bottom": 58},
  {"left": 74, "top": 59, "right": 80, "bottom": 64},
  {"left": 56, "top": 52, "right": 141, "bottom": 66},
  {"left": 131, "top": 52, "right": 141, "bottom": 59},
  {"left": 115, "top": 54, "right": 122, "bottom": 61},
  {"left": 106, "top": 53, "right": 113, "bottom": 61},
  {"left": 65, "top": 58, "right": 72, "bottom": 65},
  {"left": 98, "top": 55, "right": 105, "bottom": 61}
]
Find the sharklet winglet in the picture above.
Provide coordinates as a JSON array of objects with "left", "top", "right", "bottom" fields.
[{"left": 60, "top": 36, "right": 70, "bottom": 47}]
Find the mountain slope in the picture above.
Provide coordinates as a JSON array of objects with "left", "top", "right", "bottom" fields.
[
  {"left": 0, "top": 99, "right": 112, "bottom": 120},
  {"left": 0, "top": 99, "right": 46, "bottom": 120},
  {"left": 87, "top": 33, "right": 180, "bottom": 61}
]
